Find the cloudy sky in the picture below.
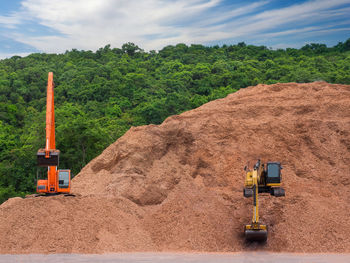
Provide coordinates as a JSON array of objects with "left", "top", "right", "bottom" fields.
[{"left": 0, "top": 0, "right": 349, "bottom": 58}]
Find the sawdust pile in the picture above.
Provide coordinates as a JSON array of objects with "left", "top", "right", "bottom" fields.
[{"left": 1, "top": 82, "right": 350, "bottom": 254}]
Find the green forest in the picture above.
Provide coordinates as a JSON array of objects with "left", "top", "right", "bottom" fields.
[{"left": 0, "top": 40, "right": 350, "bottom": 203}]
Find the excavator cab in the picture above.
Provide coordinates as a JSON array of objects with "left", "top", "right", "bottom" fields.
[
  {"left": 266, "top": 162, "right": 285, "bottom": 197},
  {"left": 58, "top": 170, "right": 70, "bottom": 190},
  {"left": 266, "top": 162, "right": 281, "bottom": 184}
]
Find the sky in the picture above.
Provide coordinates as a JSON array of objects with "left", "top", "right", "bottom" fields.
[{"left": 0, "top": 0, "right": 349, "bottom": 58}]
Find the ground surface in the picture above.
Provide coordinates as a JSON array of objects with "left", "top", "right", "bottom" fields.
[
  {"left": 1, "top": 82, "right": 350, "bottom": 253},
  {"left": 1, "top": 253, "right": 350, "bottom": 263}
]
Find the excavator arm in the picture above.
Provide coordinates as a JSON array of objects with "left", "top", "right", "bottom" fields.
[
  {"left": 244, "top": 161, "right": 268, "bottom": 241},
  {"left": 37, "top": 72, "right": 60, "bottom": 166}
]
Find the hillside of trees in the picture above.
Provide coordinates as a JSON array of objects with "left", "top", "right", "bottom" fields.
[{"left": 0, "top": 39, "right": 350, "bottom": 203}]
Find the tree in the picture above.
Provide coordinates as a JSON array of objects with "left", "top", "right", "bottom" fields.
[{"left": 122, "top": 42, "right": 142, "bottom": 56}]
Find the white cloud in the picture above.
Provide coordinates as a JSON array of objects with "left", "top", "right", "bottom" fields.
[
  {"left": 264, "top": 25, "right": 350, "bottom": 38},
  {"left": 227, "top": 0, "right": 350, "bottom": 33},
  {"left": 0, "top": 14, "right": 22, "bottom": 29},
  {"left": 6, "top": 0, "right": 270, "bottom": 52},
  {"left": 2, "top": 0, "right": 350, "bottom": 53},
  {"left": 0, "top": 52, "right": 31, "bottom": 59}
]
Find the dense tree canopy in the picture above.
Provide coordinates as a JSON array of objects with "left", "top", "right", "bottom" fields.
[{"left": 0, "top": 40, "right": 349, "bottom": 202}]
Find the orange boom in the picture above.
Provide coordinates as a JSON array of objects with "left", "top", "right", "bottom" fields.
[{"left": 36, "top": 72, "right": 71, "bottom": 194}]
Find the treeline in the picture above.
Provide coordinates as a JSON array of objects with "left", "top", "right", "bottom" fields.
[{"left": 0, "top": 39, "right": 350, "bottom": 203}]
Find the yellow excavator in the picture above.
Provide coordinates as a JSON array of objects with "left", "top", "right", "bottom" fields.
[{"left": 243, "top": 159, "right": 285, "bottom": 241}]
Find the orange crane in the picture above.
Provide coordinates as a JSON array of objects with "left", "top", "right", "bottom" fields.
[{"left": 36, "top": 72, "right": 71, "bottom": 194}]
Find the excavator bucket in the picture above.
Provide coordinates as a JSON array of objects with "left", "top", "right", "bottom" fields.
[
  {"left": 37, "top": 149, "right": 60, "bottom": 166},
  {"left": 244, "top": 225, "right": 268, "bottom": 242}
]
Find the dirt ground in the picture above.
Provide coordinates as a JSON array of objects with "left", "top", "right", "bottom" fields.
[{"left": 1, "top": 82, "right": 349, "bottom": 253}]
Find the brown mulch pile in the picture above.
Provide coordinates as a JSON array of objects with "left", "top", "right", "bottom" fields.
[{"left": 1, "top": 82, "right": 349, "bottom": 253}]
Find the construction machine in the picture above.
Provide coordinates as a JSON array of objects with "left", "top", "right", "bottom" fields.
[
  {"left": 36, "top": 72, "right": 72, "bottom": 194},
  {"left": 243, "top": 159, "right": 285, "bottom": 242}
]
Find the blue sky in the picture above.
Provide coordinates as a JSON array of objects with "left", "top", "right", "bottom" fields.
[{"left": 0, "top": 0, "right": 349, "bottom": 58}]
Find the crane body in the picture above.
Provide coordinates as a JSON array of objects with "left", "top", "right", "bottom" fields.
[{"left": 36, "top": 72, "right": 71, "bottom": 194}]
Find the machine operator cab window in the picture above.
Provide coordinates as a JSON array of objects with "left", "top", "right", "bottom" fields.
[
  {"left": 58, "top": 170, "right": 70, "bottom": 189},
  {"left": 266, "top": 162, "right": 282, "bottom": 184}
]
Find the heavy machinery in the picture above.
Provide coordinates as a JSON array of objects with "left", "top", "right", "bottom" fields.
[
  {"left": 36, "top": 72, "right": 72, "bottom": 194},
  {"left": 243, "top": 159, "right": 285, "bottom": 242}
]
